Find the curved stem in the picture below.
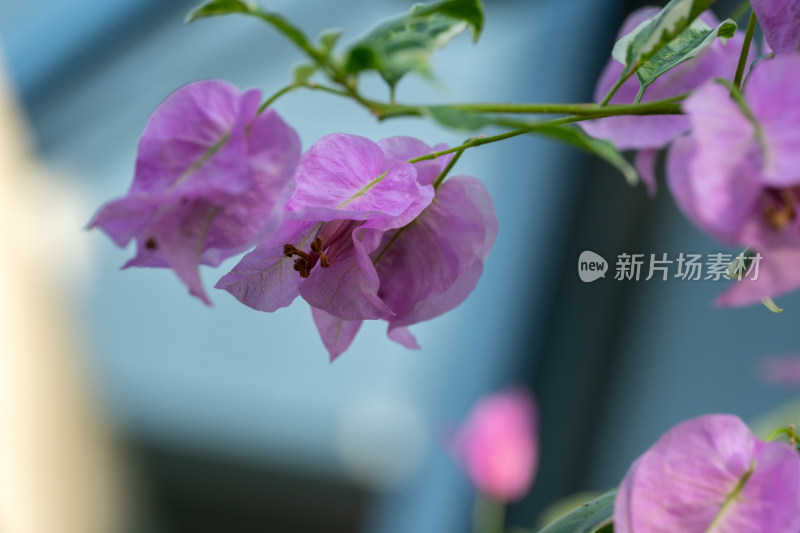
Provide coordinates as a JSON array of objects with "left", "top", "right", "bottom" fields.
[
  {"left": 433, "top": 146, "right": 466, "bottom": 189},
  {"left": 258, "top": 83, "right": 302, "bottom": 114},
  {"left": 599, "top": 71, "right": 633, "bottom": 106},
  {"left": 404, "top": 111, "right": 652, "bottom": 165},
  {"left": 733, "top": 11, "right": 757, "bottom": 90},
  {"left": 407, "top": 128, "right": 533, "bottom": 163},
  {"left": 766, "top": 426, "right": 800, "bottom": 443}
]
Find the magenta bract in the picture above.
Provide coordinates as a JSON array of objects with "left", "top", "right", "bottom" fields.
[
  {"left": 452, "top": 389, "right": 539, "bottom": 502},
  {"left": 89, "top": 80, "right": 300, "bottom": 304},
  {"left": 752, "top": 0, "right": 800, "bottom": 55},
  {"left": 666, "top": 55, "right": 800, "bottom": 306},
  {"left": 217, "top": 134, "right": 497, "bottom": 360},
  {"left": 615, "top": 414, "right": 800, "bottom": 533}
]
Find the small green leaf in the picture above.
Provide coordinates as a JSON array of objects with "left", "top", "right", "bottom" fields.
[
  {"left": 187, "top": 0, "right": 317, "bottom": 60},
  {"left": 318, "top": 28, "right": 344, "bottom": 56},
  {"left": 410, "top": 0, "right": 484, "bottom": 42},
  {"left": 344, "top": 0, "right": 485, "bottom": 88},
  {"left": 293, "top": 63, "right": 317, "bottom": 84},
  {"left": 633, "top": 18, "right": 737, "bottom": 101},
  {"left": 616, "top": 0, "right": 717, "bottom": 78},
  {"left": 186, "top": 0, "right": 258, "bottom": 23},
  {"left": 536, "top": 489, "right": 617, "bottom": 533},
  {"left": 535, "top": 125, "right": 639, "bottom": 187}
]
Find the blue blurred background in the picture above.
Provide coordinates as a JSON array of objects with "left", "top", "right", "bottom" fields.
[{"left": 2, "top": 0, "right": 799, "bottom": 531}]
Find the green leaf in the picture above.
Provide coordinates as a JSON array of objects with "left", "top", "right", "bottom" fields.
[
  {"left": 410, "top": 0, "right": 484, "bottom": 41},
  {"left": 186, "top": 0, "right": 256, "bottom": 21},
  {"left": 632, "top": 18, "right": 737, "bottom": 101},
  {"left": 614, "top": 0, "right": 717, "bottom": 78},
  {"left": 344, "top": 0, "right": 485, "bottom": 88},
  {"left": 419, "top": 106, "right": 639, "bottom": 186},
  {"left": 187, "top": 0, "right": 317, "bottom": 60},
  {"left": 534, "top": 125, "right": 639, "bottom": 187},
  {"left": 318, "top": 28, "right": 344, "bottom": 56},
  {"left": 293, "top": 63, "right": 317, "bottom": 84},
  {"left": 536, "top": 489, "right": 617, "bottom": 533}
]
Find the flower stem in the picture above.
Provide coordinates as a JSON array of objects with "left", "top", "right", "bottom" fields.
[
  {"left": 407, "top": 128, "right": 532, "bottom": 163},
  {"left": 258, "top": 83, "right": 302, "bottom": 114},
  {"left": 473, "top": 494, "right": 506, "bottom": 533},
  {"left": 599, "top": 71, "right": 633, "bottom": 106},
  {"left": 733, "top": 11, "right": 757, "bottom": 90},
  {"left": 405, "top": 115, "right": 594, "bottom": 164},
  {"left": 730, "top": 0, "right": 753, "bottom": 24},
  {"left": 766, "top": 426, "right": 800, "bottom": 444},
  {"left": 432, "top": 146, "right": 466, "bottom": 189}
]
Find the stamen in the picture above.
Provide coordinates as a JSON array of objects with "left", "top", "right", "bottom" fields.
[
  {"left": 293, "top": 258, "right": 311, "bottom": 278},
  {"left": 764, "top": 189, "right": 797, "bottom": 230},
  {"left": 310, "top": 237, "right": 330, "bottom": 268},
  {"left": 145, "top": 237, "right": 158, "bottom": 251},
  {"left": 284, "top": 244, "right": 311, "bottom": 261}
]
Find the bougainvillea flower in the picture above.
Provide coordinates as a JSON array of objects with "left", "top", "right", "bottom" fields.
[
  {"left": 615, "top": 414, "right": 800, "bottom": 533},
  {"left": 218, "top": 135, "right": 497, "bottom": 360},
  {"left": 666, "top": 55, "right": 800, "bottom": 306},
  {"left": 89, "top": 80, "right": 300, "bottom": 304},
  {"left": 310, "top": 173, "right": 498, "bottom": 358},
  {"left": 451, "top": 389, "right": 539, "bottom": 502},
  {"left": 216, "top": 134, "right": 434, "bottom": 323},
  {"left": 752, "top": 0, "right": 800, "bottom": 56},
  {"left": 581, "top": 8, "right": 744, "bottom": 193}
]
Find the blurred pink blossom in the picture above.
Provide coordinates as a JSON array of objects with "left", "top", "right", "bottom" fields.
[
  {"left": 761, "top": 354, "right": 800, "bottom": 386},
  {"left": 452, "top": 388, "right": 539, "bottom": 502}
]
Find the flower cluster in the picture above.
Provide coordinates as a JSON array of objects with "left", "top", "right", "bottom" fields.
[
  {"left": 586, "top": 4, "right": 800, "bottom": 306},
  {"left": 91, "top": 82, "right": 497, "bottom": 359},
  {"left": 582, "top": 8, "right": 746, "bottom": 195}
]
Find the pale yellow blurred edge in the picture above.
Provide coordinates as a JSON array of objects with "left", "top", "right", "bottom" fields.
[{"left": 0, "top": 45, "right": 126, "bottom": 533}]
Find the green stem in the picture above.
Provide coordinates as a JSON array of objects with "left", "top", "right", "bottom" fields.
[
  {"left": 405, "top": 114, "right": 615, "bottom": 165},
  {"left": 407, "top": 128, "right": 532, "bottom": 164},
  {"left": 433, "top": 145, "right": 466, "bottom": 189},
  {"left": 399, "top": 94, "right": 686, "bottom": 117},
  {"left": 733, "top": 11, "right": 757, "bottom": 90},
  {"left": 599, "top": 71, "right": 633, "bottom": 106},
  {"left": 766, "top": 426, "right": 800, "bottom": 444},
  {"left": 730, "top": 0, "right": 753, "bottom": 24},
  {"left": 258, "top": 83, "right": 302, "bottom": 114},
  {"left": 473, "top": 495, "right": 506, "bottom": 533},
  {"left": 296, "top": 77, "right": 685, "bottom": 120}
]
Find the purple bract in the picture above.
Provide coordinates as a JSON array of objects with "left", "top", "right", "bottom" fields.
[{"left": 89, "top": 80, "right": 300, "bottom": 304}]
